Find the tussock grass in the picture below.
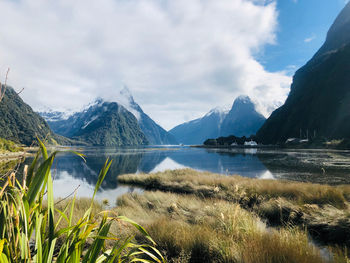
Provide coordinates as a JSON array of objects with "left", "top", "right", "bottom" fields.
[
  {"left": 114, "top": 191, "right": 338, "bottom": 263},
  {"left": 118, "top": 169, "right": 350, "bottom": 208},
  {"left": 119, "top": 169, "right": 350, "bottom": 249}
]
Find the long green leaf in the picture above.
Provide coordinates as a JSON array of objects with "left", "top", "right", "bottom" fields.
[
  {"left": 27, "top": 150, "right": 41, "bottom": 187},
  {"left": 27, "top": 153, "right": 57, "bottom": 206},
  {"left": 118, "top": 216, "right": 155, "bottom": 245},
  {"left": 92, "top": 159, "right": 112, "bottom": 202}
]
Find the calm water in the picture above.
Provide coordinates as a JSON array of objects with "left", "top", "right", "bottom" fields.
[{"left": 20, "top": 146, "right": 350, "bottom": 205}]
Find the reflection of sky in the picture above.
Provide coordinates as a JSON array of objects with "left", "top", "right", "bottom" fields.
[
  {"left": 259, "top": 170, "right": 275, "bottom": 180},
  {"left": 151, "top": 157, "right": 187, "bottom": 173},
  {"left": 53, "top": 171, "right": 141, "bottom": 206}
]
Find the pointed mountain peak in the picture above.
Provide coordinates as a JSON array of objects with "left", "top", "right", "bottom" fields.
[
  {"left": 228, "top": 95, "right": 264, "bottom": 117},
  {"left": 235, "top": 95, "right": 252, "bottom": 104},
  {"left": 231, "top": 95, "right": 255, "bottom": 110}
]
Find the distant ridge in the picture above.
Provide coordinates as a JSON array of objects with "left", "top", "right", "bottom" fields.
[{"left": 169, "top": 96, "right": 265, "bottom": 145}]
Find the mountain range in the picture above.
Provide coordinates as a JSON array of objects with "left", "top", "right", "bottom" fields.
[
  {"left": 169, "top": 96, "right": 266, "bottom": 145},
  {"left": 3, "top": 3, "right": 350, "bottom": 148},
  {"left": 257, "top": 2, "right": 350, "bottom": 144},
  {"left": 39, "top": 87, "right": 177, "bottom": 146}
]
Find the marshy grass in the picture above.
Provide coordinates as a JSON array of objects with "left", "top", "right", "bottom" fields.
[
  {"left": 118, "top": 168, "right": 350, "bottom": 208},
  {"left": 114, "top": 191, "right": 344, "bottom": 263},
  {"left": 118, "top": 169, "right": 350, "bottom": 249}
]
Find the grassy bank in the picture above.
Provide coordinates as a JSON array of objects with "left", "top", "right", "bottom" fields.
[
  {"left": 112, "top": 191, "right": 348, "bottom": 262},
  {"left": 118, "top": 169, "right": 350, "bottom": 207},
  {"left": 118, "top": 169, "right": 350, "bottom": 248}
]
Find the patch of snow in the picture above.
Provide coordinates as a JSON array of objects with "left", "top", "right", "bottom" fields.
[
  {"left": 81, "top": 115, "right": 99, "bottom": 129},
  {"left": 38, "top": 108, "right": 76, "bottom": 122},
  {"left": 204, "top": 105, "right": 230, "bottom": 118}
]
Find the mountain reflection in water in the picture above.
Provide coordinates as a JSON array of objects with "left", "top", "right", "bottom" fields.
[{"left": 20, "top": 146, "right": 350, "bottom": 205}]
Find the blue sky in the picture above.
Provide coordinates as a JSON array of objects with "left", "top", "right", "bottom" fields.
[
  {"left": 0, "top": 0, "right": 347, "bottom": 129},
  {"left": 259, "top": 0, "right": 348, "bottom": 74}
]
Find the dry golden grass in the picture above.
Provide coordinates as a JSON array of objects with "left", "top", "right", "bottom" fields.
[
  {"left": 118, "top": 168, "right": 350, "bottom": 208},
  {"left": 113, "top": 191, "right": 342, "bottom": 263},
  {"left": 119, "top": 169, "right": 350, "bottom": 250}
]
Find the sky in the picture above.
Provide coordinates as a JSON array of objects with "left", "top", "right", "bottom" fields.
[{"left": 0, "top": 0, "right": 347, "bottom": 130}]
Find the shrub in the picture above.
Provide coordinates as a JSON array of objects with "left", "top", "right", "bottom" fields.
[{"left": 0, "top": 139, "right": 164, "bottom": 262}]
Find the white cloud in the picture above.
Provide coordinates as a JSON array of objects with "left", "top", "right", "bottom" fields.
[
  {"left": 304, "top": 35, "right": 316, "bottom": 43},
  {"left": 0, "top": 0, "right": 291, "bottom": 130}
]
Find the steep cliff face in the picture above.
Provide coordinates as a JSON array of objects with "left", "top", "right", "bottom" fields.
[
  {"left": 314, "top": 2, "right": 350, "bottom": 59},
  {"left": 257, "top": 3, "right": 350, "bottom": 144}
]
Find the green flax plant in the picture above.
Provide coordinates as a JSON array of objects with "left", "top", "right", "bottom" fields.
[{"left": 0, "top": 139, "right": 165, "bottom": 262}]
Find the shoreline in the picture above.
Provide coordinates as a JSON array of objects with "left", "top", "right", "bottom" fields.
[
  {"left": 0, "top": 147, "right": 37, "bottom": 162},
  {"left": 192, "top": 144, "right": 350, "bottom": 152}
]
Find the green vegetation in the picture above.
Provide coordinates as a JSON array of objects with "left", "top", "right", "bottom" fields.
[
  {"left": 0, "top": 140, "right": 164, "bottom": 262},
  {"left": 0, "top": 87, "right": 66, "bottom": 146},
  {"left": 118, "top": 169, "right": 350, "bottom": 251},
  {"left": 47, "top": 101, "right": 149, "bottom": 146},
  {"left": 0, "top": 137, "right": 23, "bottom": 152}
]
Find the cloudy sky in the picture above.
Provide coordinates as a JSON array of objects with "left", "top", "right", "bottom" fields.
[{"left": 0, "top": 0, "right": 347, "bottom": 130}]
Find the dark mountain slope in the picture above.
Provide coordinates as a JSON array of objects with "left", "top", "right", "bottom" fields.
[
  {"left": 220, "top": 96, "right": 266, "bottom": 137},
  {"left": 314, "top": 2, "right": 350, "bottom": 58},
  {"left": 170, "top": 96, "right": 265, "bottom": 145},
  {"left": 257, "top": 3, "right": 350, "bottom": 144},
  {"left": 0, "top": 87, "right": 65, "bottom": 145},
  {"left": 0, "top": 87, "right": 63, "bottom": 145},
  {"left": 45, "top": 99, "right": 148, "bottom": 146}
]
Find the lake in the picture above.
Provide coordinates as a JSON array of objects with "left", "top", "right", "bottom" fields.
[{"left": 21, "top": 146, "right": 350, "bottom": 205}]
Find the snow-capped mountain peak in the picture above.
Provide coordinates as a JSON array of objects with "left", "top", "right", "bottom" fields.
[{"left": 204, "top": 105, "right": 230, "bottom": 117}]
